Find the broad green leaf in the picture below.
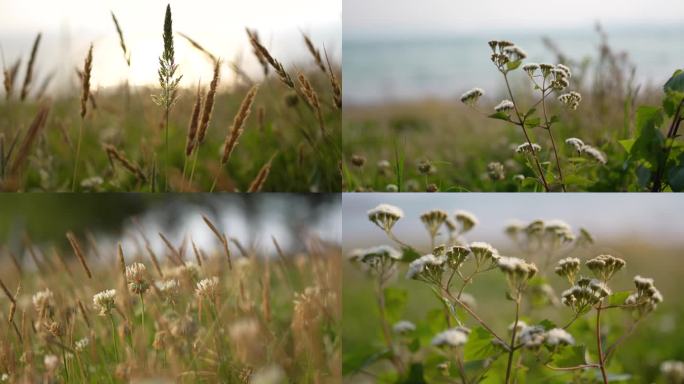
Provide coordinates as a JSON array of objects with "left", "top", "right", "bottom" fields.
[
  {"left": 342, "top": 348, "right": 392, "bottom": 374},
  {"left": 607, "top": 291, "right": 631, "bottom": 307},
  {"left": 383, "top": 287, "right": 407, "bottom": 323},
  {"left": 524, "top": 117, "right": 541, "bottom": 128},
  {"left": 464, "top": 327, "right": 498, "bottom": 360},
  {"left": 539, "top": 319, "right": 557, "bottom": 331},
  {"left": 618, "top": 139, "right": 636, "bottom": 153},
  {"left": 488, "top": 112, "right": 511, "bottom": 122},
  {"left": 664, "top": 69, "right": 684, "bottom": 93},
  {"left": 551, "top": 345, "right": 587, "bottom": 367},
  {"left": 524, "top": 108, "right": 537, "bottom": 118},
  {"left": 507, "top": 60, "right": 522, "bottom": 71},
  {"left": 549, "top": 115, "right": 560, "bottom": 124},
  {"left": 630, "top": 106, "right": 665, "bottom": 165},
  {"left": 667, "top": 159, "right": 684, "bottom": 191},
  {"left": 401, "top": 246, "right": 421, "bottom": 262}
]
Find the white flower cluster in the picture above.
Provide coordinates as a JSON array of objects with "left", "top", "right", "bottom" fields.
[
  {"left": 563, "top": 137, "right": 606, "bottom": 164},
  {"left": 469, "top": 241, "right": 500, "bottom": 268},
  {"left": 586, "top": 254, "right": 626, "bottom": 281},
  {"left": 454, "top": 210, "right": 478, "bottom": 233},
  {"left": 392, "top": 320, "right": 416, "bottom": 334},
  {"left": 195, "top": 277, "right": 219, "bottom": 299},
  {"left": 625, "top": 275, "right": 663, "bottom": 316},
  {"left": 558, "top": 91, "right": 582, "bottom": 110},
  {"left": 74, "top": 337, "right": 89, "bottom": 353},
  {"left": 93, "top": 289, "right": 116, "bottom": 316},
  {"left": 431, "top": 327, "right": 470, "bottom": 348},
  {"left": 406, "top": 253, "right": 446, "bottom": 280},
  {"left": 496, "top": 256, "right": 538, "bottom": 292},
  {"left": 554, "top": 257, "right": 581, "bottom": 284},
  {"left": 367, "top": 204, "right": 404, "bottom": 233},
  {"left": 494, "top": 99, "right": 515, "bottom": 113},
  {"left": 125, "top": 262, "right": 150, "bottom": 295},
  {"left": 660, "top": 360, "right": 684, "bottom": 383},
  {"left": 515, "top": 142, "right": 542, "bottom": 154},
  {"left": 32, "top": 288, "right": 55, "bottom": 314},
  {"left": 460, "top": 87, "right": 485, "bottom": 105},
  {"left": 488, "top": 40, "right": 527, "bottom": 68},
  {"left": 561, "top": 278, "right": 611, "bottom": 313},
  {"left": 514, "top": 323, "right": 575, "bottom": 350},
  {"left": 420, "top": 209, "right": 449, "bottom": 238}
]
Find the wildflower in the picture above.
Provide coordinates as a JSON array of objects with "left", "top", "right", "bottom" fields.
[
  {"left": 125, "top": 262, "right": 150, "bottom": 295},
  {"left": 80, "top": 176, "right": 104, "bottom": 189},
  {"left": 660, "top": 360, "right": 684, "bottom": 383},
  {"left": 367, "top": 204, "right": 404, "bottom": 232},
  {"left": 487, "top": 161, "right": 505, "bottom": 181},
  {"left": 377, "top": 159, "right": 391, "bottom": 170},
  {"left": 497, "top": 256, "right": 537, "bottom": 292},
  {"left": 386, "top": 184, "right": 399, "bottom": 192},
  {"left": 431, "top": 327, "right": 470, "bottom": 348},
  {"left": 555, "top": 257, "right": 581, "bottom": 284},
  {"left": 518, "top": 325, "right": 545, "bottom": 349},
  {"left": 491, "top": 53, "right": 509, "bottom": 67},
  {"left": 487, "top": 40, "right": 498, "bottom": 52},
  {"left": 445, "top": 245, "right": 470, "bottom": 270},
  {"left": 454, "top": 210, "right": 478, "bottom": 232},
  {"left": 93, "top": 289, "right": 116, "bottom": 316},
  {"left": 32, "top": 288, "right": 55, "bottom": 314},
  {"left": 351, "top": 154, "right": 366, "bottom": 167},
  {"left": 625, "top": 275, "right": 663, "bottom": 316},
  {"left": 545, "top": 220, "right": 575, "bottom": 243},
  {"left": 580, "top": 145, "right": 607, "bottom": 164},
  {"left": 558, "top": 91, "right": 582, "bottom": 110},
  {"left": 460, "top": 87, "right": 485, "bottom": 105},
  {"left": 0, "top": 373, "right": 7, "bottom": 382},
  {"left": 156, "top": 279, "right": 180, "bottom": 301},
  {"left": 509, "top": 320, "right": 527, "bottom": 333},
  {"left": 503, "top": 45, "right": 527, "bottom": 61},
  {"left": 418, "top": 160, "right": 436, "bottom": 175},
  {"left": 539, "top": 63, "right": 555, "bottom": 77},
  {"left": 195, "top": 277, "right": 219, "bottom": 300},
  {"left": 561, "top": 278, "right": 610, "bottom": 313},
  {"left": 74, "top": 337, "right": 89, "bottom": 352},
  {"left": 44, "top": 354, "right": 59, "bottom": 372},
  {"left": 420, "top": 209, "right": 449, "bottom": 238},
  {"left": 494, "top": 99, "right": 515, "bottom": 113},
  {"left": 565, "top": 137, "right": 584, "bottom": 153},
  {"left": 393, "top": 320, "right": 417, "bottom": 334},
  {"left": 522, "top": 63, "right": 539, "bottom": 76},
  {"left": 251, "top": 365, "right": 286, "bottom": 384},
  {"left": 469, "top": 241, "right": 499, "bottom": 267},
  {"left": 406, "top": 253, "right": 445, "bottom": 281},
  {"left": 525, "top": 219, "right": 545, "bottom": 235},
  {"left": 360, "top": 245, "right": 402, "bottom": 266},
  {"left": 556, "top": 64, "right": 572, "bottom": 78},
  {"left": 545, "top": 328, "right": 575, "bottom": 347},
  {"left": 515, "top": 143, "right": 542, "bottom": 154},
  {"left": 586, "top": 254, "right": 625, "bottom": 281},
  {"left": 504, "top": 220, "right": 525, "bottom": 239}
]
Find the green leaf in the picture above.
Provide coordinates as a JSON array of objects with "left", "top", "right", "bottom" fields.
[
  {"left": 524, "top": 108, "right": 537, "bottom": 118},
  {"left": 464, "top": 327, "right": 498, "bottom": 360},
  {"left": 549, "top": 115, "right": 560, "bottom": 124},
  {"left": 539, "top": 319, "right": 557, "bottom": 331},
  {"left": 399, "top": 363, "right": 427, "bottom": 384},
  {"left": 342, "top": 348, "right": 392, "bottom": 374},
  {"left": 618, "top": 139, "right": 635, "bottom": 153},
  {"left": 630, "top": 106, "right": 665, "bottom": 165},
  {"left": 488, "top": 112, "right": 511, "bottom": 122},
  {"left": 401, "top": 246, "right": 421, "bottom": 262},
  {"left": 667, "top": 159, "right": 684, "bottom": 191},
  {"left": 383, "top": 287, "right": 407, "bottom": 324},
  {"left": 551, "top": 345, "right": 586, "bottom": 367},
  {"left": 664, "top": 69, "right": 684, "bottom": 93},
  {"left": 507, "top": 60, "right": 522, "bottom": 71},
  {"left": 524, "top": 117, "right": 541, "bottom": 128},
  {"left": 607, "top": 291, "right": 631, "bottom": 307}
]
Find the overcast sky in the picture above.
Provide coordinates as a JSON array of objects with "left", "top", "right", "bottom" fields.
[
  {"left": 0, "top": 0, "right": 341, "bottom": 89},
  {"left": 344, "top": 0, "right": 684, "bottom": 38}
]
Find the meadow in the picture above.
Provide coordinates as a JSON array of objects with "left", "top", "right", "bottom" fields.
[
  {"left": 0, "top": 215, "right": 341, "bottom": 383},
  {"left": 343, "top": 28, "right": 684, "bottom": 192},
  {"left": 0, "top": 5, "right": 341, "bottom": 192},
  {"left": 343, "top": 203, "right": 684, "bottom": 383}
]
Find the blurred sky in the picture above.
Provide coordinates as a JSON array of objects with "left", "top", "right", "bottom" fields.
[
  {"left": 343, "top": 194, "right": 684, "bottom": 250},
  {"left": 0, "top": 0, "right": 340, "bottom": 92},
  {"left": 344, "top": 0, "right": 684, "bottom": 38}
]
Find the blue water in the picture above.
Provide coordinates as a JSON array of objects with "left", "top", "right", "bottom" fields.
[{"left": 343, "top": 25, "right": 684, "bottom": 105}]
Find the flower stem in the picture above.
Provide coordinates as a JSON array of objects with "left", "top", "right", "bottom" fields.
[
  {"left": 504, "top": 295, "right": 521, "bottom": 384},
  {"left": 109, "top": 315, "right": 119, "bottom": 362},
  {"left": 71, "top": 118, "right": 85, "bottom": 191},
  {"left": 541, "top": 82, "right": 566, "bottom": 191},
  {"left": 596, "top": 305, "right": 609, "bottom": 384},
  {"left": 164, "top": 108, "right": 170, "bottom": 192},
  {"left": 376, "top": 277, "right": 404, "bottom": 374}
]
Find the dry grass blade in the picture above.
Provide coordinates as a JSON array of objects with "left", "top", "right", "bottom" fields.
[
  {"left": 66, "top": 232, "right": 92, "bottom": 279},
  {"left": 197, "top": 60, "right": 221, "bottom": 144},
  {"left": 222, "top": 85, "right": 259, "bottom": 165},
  {"left": 111, "top": 11, "right": 131, "bottom": 66},
  {"left": 191, "top": 238, "right": 203, "bottom": 267},
  {"left": 77, "top": 299, "right": 91, "bottom": 328},
  {"left": 245, "top": 28, "right": 269, "bottom": 76},
  {"left": 302, "top": 32, "right": 326, "bottom": 73},
  {"left": 105, "top": 144, "right": 147, "bottom": 182},
  {"left": 186, "top": 82, "right": 203, "bottom": 156},
  {"left": 80, "top": 44, "right": 93, "bottom": 119},
  {"left": 9, "top": 105, "right": 50, "bottom": 176},
  {"left": 247, "top": 152, "right": 276, "bottom": 192},
  {"left": 20, "top": 33, "right": 41, "bottom": 101},
  {"left": 34, "top": 70, "right": 55, "bottom": 100},
  {"left": 297, "top": 73, "right": 325, "bottom": 135},
  {"left": 0, "top": 278, "right": 15, "bottom": 304},
  {"left": 179, "top": 32, "right": 217, "bottom": 63},
  {"left": 246, "top": 29, "right": 293, "bottom": 88},
  {"left": 159, "top": 232, "right": 186, "bottom": 266},
  {"left": 201, "top": 215, "right": 232, "bottom": 269}
]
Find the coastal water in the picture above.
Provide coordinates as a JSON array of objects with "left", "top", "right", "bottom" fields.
[{"left": 343, "top": 25, "right": 684, "bottom": 105}]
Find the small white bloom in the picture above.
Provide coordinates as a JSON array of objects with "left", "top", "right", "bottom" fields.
[
  {"left": 454, "top": 210, "right": 478, "bottom": 232},
  {"left": 515, "top": 143, "right": 542, "bottom": 154},
  {"left": 580, "top": 145, "right": 607, "bottom": 164},
  {"left": 460, "top": 87, "right": 485, "bottom": 105},
  {"left": 494, "top": 99, "right": 515, "bottom": 113},
  {"left": 545, "top": 328, "right": 575, "bottom": 346},
  {"left": 75, "top": 337, "right": 90, "bottom": 352},
  {"left": 93, "top": 289, "right": 116, "bottom": 316},
  {"left": 393, "top": 320, "right": 417, "bottom": 334},
  {"left": 195, "top": 277, "right": 219, "bottom": 299},
  {"left": 44, "top": 354, "right": 59, "bottom": 371},
  {"left": 432, "top": 327, "right": 470, "bottom": 348},
  {"left": 565, "top": 137, "right": 585, "bottom": 152}
]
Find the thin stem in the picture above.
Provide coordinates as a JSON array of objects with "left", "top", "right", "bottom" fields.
[
  {"left": 502, "top": 72, "right": 550, "bottom": 192},
  {"left": 455, "top": 351, "right": 468, "bottom": 384},
  {"left": 209, "top": 165, "right": 221, "bottom": 192},
  {"left": 140, "top": 294, "right": 145, "bottom": 346},
  {"left": 386, "top": 230, "right": 410, "bottom": 248},
  {"left": 504, "top": 294, "right": 521, "bottom": 384},
  {"left": 442, "top": 288, "right": 506, "bottom": 345},
  {"left": 596, "top": 305, "right": 609, "bottom": 384},
  {"left": 541, "top": 81, "right": 566, "bottom": 191},
  {"left": 71, "top": 118, "right": 85, "bottom": 191},
  {"left": 187, "top": 147, "right": 200, "bottom": 190},
  {"left": 164, "top": 108, "right": 170, "bottom": 192},
  {"left": 109, "top": 315, "right": 119, "bottom": 362},
  {"left": 376, "top": 276, "right": 404, "bottom": 374},
  {"left": 544, "top": 363, "right": 599, "bottom": 371}
]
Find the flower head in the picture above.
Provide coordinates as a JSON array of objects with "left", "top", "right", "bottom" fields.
[
  {"left": 626, "top": 275, "right": 663, "bottom": 316},
  {"left": 503, "top": 45, "right": 527, "bottom": 61},
  {"left": 32, "top": 288, "right": 55, "bottom": 314},
  {"left": 74, "top": 337, "right": 90, "bottom": 353},
  {"left": 368, "top": 204, "right": 404, "bottom": 232},
  {"left": 125, "top": 262, "right": 150, "bottom": 295},
  {"left": 196, "top": 277, "right": 219, "bottom": 300},
  {"left": 469, "top": 241, "right": 499, "bottom": 267},
  {"left": 555, "top": 257, "right": 581, "bottom": 284},
  {"left": 515, "top": 143, "right": 541, "bottom": 154},
  {"left": 460, "top": 87, "right": 485, "bottom": 105},
  {"left": 406, "top": 253, "right": 446, "bottom": 281},
  {"left": 565, "top": 137, "right": 585, "bottom": 153},
  {"left": 580, "top": 145, "right": 607, "bottom": 164},
  {"left": 586, "top": 254, "right": 625, "bottom": 281},
  {"left": 558, "top": 91, "right": 582, "bottom": 110},
  {"left": 497, "top": 256, "right": 537, "bottom": 292},
  {"left": 494, "top": 99, "right": 515, "bottom": 113},
  {"left": 522, "top": 63, "right": 539, "bottom": 76},
  {"left": 431, "top": 327, "right": 470, "bottom": 348},
  {"left": 454, "top": 210, "right": 478, "bottom": 233},
  {"left": 518, "top": 325, "right": 545, "bottom": 349},
  {"left": 561, "top": 278, "right": 610, "bottom": 313},
  {"left": 393, "top": 320, "right": 417, "bottom": 334},
  {"left": 545, "top": 328, "right": 575, "bottom": 347},
  {"left": 93, "top": 289, "right": 116, "bottom": 316},
  {"left": 420, "top": 209, "right": 449, "bottom": 238}
]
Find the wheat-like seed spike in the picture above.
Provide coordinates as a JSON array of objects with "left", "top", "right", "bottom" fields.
[
  {"left": 247, "top": 152, "right": 276, "bottom": 192},
  {"left": 197, "top": 60, "right": 221, "bottom": 144},
  {"left": 246, "top": 30, "right": 293, "bottom": 88},
  {"left": 4, "top": 58, "right": 21, "bottom": 100},
  {"left": 201, "top": 215, "right": 232, "bottom": 269},
  {"left": 302, "top": 32, "right": 326, "bottom": 73},
  {"left": 324, "top": 47, "right": 341, "bottom": 109},
  {"left": 9, "top": 105, "right": 49, "bottom": 176},
  {"left": 185, "top": 82, "right": 203, "bottom": 156},
  {"left": 77, "top": 299, "right": 91, "bottom": 329},
  {"left": 0, "top": 278, "right": 15, "bottom": 304},
  {"left": 159, "top": 232, "right": 186, "bottom": 266},
  {"left": 80, "top": 44, "right": 93, "bottom": 119},
  {"left": 222, "top": 85, "right": 259, "bottom": 164},
  {"left": 52, "top": 247, "right": 72, "bottom": 276},
  {"left": 178, "top": 32, "right": 217, "bottom": 63},
  {"left": 261, "top": 258, "right": 271, "bottom": 323},
  {"left": 66, "top": 232, "right": 92, "bottom": 279},
  {"left": 111, "top": 11, "right": 130, "bottom": 66},
  {"left": 245, "top": 28, "right": 269, "bottom": 76},
  {"left": 20, "top": 33, "right": 41, "bottom": 101},
  {"left": 191, "top": 238, "right": 203, "bottom": 267},
  {"left": 104, "top": 144, "right": 147, "bottom": 182},
  {"left": 116, "top": 243, "right": 127, "bottom": 282},
  {"left": 297, "top": 73, "right": 325, "bottom": 135}
]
